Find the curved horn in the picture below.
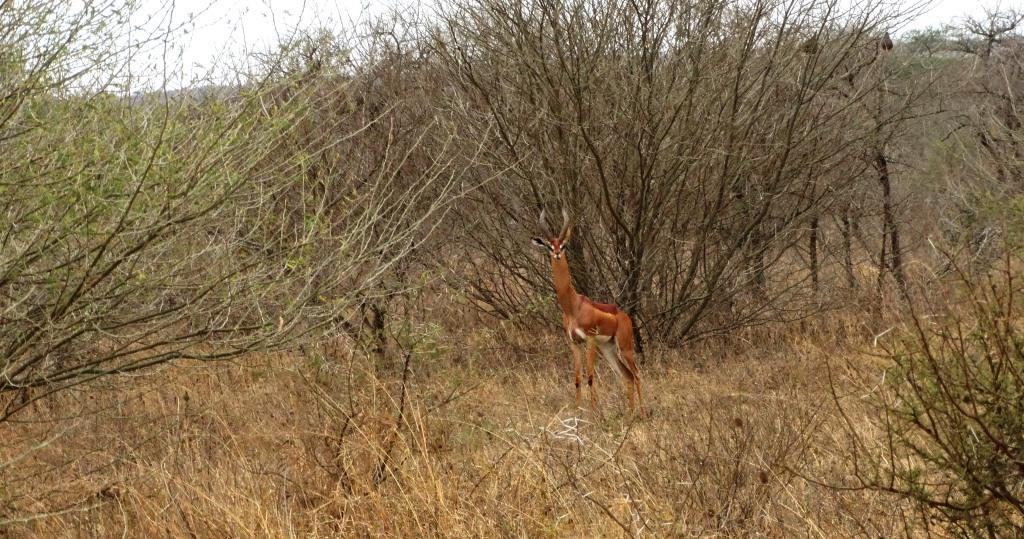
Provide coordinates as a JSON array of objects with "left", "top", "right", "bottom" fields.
[
  {"left": 559, "top": 208, "right": 570, "bottom": 240},
  {"left": 538, "top": 209, "right": 552, "bottom": 237}
]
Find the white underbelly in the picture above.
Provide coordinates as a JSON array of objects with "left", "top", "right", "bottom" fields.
[{"left": 573, "top": 328, "right": 613, "bottom": 343}]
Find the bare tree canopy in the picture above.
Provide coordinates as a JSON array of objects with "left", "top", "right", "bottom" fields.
[{"left": 435, "top": 0, "right": 920, "bottom": 344}]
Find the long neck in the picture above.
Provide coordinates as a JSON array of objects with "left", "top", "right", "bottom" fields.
[{"left": 551, "top": 256, "right": 578, "bottom": 316}]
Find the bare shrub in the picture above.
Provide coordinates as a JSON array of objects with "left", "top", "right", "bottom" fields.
[
  {"left": 836, "top": 250, "right": 1024, "bottom": 535},
  {"left": 433, "top": 0, "right": 921, "bottom": 345},
  {"left": 0, "top": 5, "right": 470, "bottom": 418},
  {"left": 927, "top": 11, "right": 1024, "bottom": 272}
]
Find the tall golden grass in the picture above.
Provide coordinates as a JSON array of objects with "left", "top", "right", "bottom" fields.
[{"left": 0, "top": 307, "right": 921, "bottom": 537}]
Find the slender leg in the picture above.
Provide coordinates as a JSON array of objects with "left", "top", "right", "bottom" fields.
[
  {"left": 614, "top": 313, "right": 645, "bottom": 418},
  {"left": 617, "top": 339, "right": 645, "bottom": 418},
  {"left": 586, "top": 337, "right": 599, "bottom": 411},
  {"left": 598, "top": 342, "right": 626, "bottom": 412},
  {"left": 568, "top": 341, "right": 583, "bottom": 407},
  {"left": 618, "top": 344, "right": 643, "bottom": 420}
]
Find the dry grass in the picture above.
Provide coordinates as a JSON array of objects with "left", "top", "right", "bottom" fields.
[{"left": 0, "top": 317, "right": 915, "bottom": 537}]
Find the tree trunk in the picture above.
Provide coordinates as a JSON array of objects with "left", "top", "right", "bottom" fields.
[
  {"left": 809, "top": 214, "right": 819, "bottom": 292},
  {"left": 619, "top": 247, "right": 646, "bottom": 358},
  {"left": 361, "top": 300, "right": 387, "bottom": 358},
  {"left": 841, "top": 207, "right": 856, "bottom": 288},
  {"left": 875, "top": 151, "right": 905, "bottom": 291},
  {"left": 749, "top": 227, "right": 767, "bottom": 295}
]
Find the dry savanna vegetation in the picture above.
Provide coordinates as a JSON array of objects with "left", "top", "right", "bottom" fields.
[{"left": 2, "top": 0, "right": 1024, "bottom": 536}]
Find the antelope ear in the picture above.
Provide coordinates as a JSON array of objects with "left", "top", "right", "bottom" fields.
[
  {"left": 532, "top": 237, "right": 550, "bottom": 249},
  {"left": 561, "top": 225, "right": 572, "bottom": 247}
]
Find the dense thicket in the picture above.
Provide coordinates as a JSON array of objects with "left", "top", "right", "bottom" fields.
[
  {"left": 3, "top": 0, "right": 1023, "bottom": 408},
  {"left": 3, "top": 0, "right": 1024, "bottom": 532},
  {"left": 0, "top": 3, "right": 469, "bottom": 418},
  {"left": 432, "top": 0, "right": 932, "bottom": 345}
]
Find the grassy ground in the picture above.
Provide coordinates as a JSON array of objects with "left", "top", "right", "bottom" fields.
[{"left": 0, "top": 316, "right": 912, "bottom": 537}]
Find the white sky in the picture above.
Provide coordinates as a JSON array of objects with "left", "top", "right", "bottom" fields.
[
  {"left": 132, "top": 0, "right": 1020, "bottom": 88},
  {"left": 910, "top": 0, "right": 1017, "bottom": 26}
]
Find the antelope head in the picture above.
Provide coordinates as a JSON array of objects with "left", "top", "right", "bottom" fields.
[{"left": 532, "top": 209, "right": 573, "bottom": 260}]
